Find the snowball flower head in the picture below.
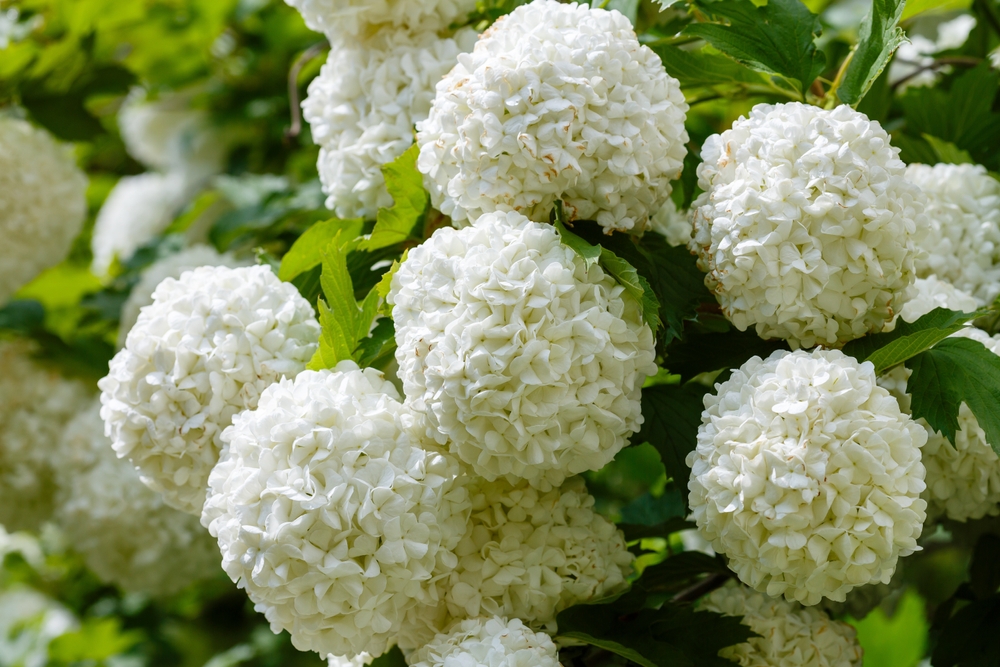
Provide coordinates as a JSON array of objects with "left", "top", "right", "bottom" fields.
[
  {"left": 687, "top": 348, "right": 927, "bottom": 605},
  {"left": 389, "top": 210, "right": 657, "bottom": 489},
  {"left": 118, "top": 245, "right": 249, "bottom": 348},
  {"left": 202, "top": 363, "right": 472, "bottom": 658},
  {"left": 118, "top": 88, "right": 225, "bottom": 176},
  {"left": 907, "top": 163, "right": 1000, "bottom": 305},
  {"left": 304, "top": 27, "right": 477, "bottom": 219},
  {"left": 99, "top": 264, "right": 320, "bottom": 515},
  {"left": 408, "top": 617, "right": 560, "bottom": 667},
  {"left": 897, "top": 276, "right": 979, "bottom": 326},
  {"left": 91, "top": 173, "right": 196, "bottom": 276},
  {"left": 0, "top": 341, "right": 91, "bottom": 532},
  {"left": 701, "top": 583, "right": 863, "bottom": 667},
  {"left": 690, "top": 102, "right": 924, "bottom": 348},
  {"left": 0, "top": 117, "right": 87, "bottom": 304},
  {"left": 284, "top": 0, "right": 476, "bottom": 40},
  {"left": 417, "top": 0, "right": 688, "bottom": 233},
  {"left": 648, "top": 199, "right": 691, "bottom": 248},
  {"left": 55, "top": 403, "right": 220, "bottom": 596},
  {"left": 399, "top": 476, "right": 633, "bottom": 648}
]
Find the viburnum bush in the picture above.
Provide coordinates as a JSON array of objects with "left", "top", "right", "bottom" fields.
[{"left": 2, "top": 1, "right": 1000, "bottom": 666}]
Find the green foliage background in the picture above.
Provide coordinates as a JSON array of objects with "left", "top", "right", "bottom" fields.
[{"left": 1, "top": 0, "right": 1000, "bottom": 665}]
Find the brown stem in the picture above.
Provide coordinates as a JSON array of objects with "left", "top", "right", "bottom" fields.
[
  {"left": 285, "top": 41, "right": 329, "bottom": 141},
  {"left": 890, "top": 56, "right": 982, "bottom": 91}
]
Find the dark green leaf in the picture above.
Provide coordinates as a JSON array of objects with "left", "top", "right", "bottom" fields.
[
  {"left": 22, "top": 91, "right": 104, "bottom": 141},
  {"left": 842, "top": 307, "right": 984, "bottom": 374},
  {"left": 663, "top": 327, "right": 787, "bottom": 381},
  {"left": 637, "top": 553, "right": 731, "bottom": 595},
  {"left": 906, "top": 337, "right": 1000, "bottom": 452},
  {"left": 359, "top": 145, "right": 428, "bottom": 251},
  {"left": 931, "top": 593, "right": 1000, "bottom": 667},
  {"left": 969, "top": 534, "right": 1000, "bottom": 601},
  {"left": 354, "top": 318, "right": 397, "bottom": 369},
  {"left": 370, "top": 646, "right": 407, "bottom": 667},
  {"left": 685, "top": 0, "right": 825, "bottom": 94},
  {"left": 836, "top": 0, "right": 906, "bottom": 105},
  {"left": 279, "top": 218, "right": 363, "bottom": 282},
  {"left": 635, "top": 384, "right": 706, "bottom": 497},
  {"left": 620, "top": 486, "right": 687, "bottom": 527},
  {"left": 0, "top": 300, "right": 45, "bottom": 333},
  {"left": 653, "top": 44, "right": 766, "bottom": 88}
]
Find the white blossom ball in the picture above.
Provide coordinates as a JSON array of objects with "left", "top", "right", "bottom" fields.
[
  {"left": 327, "top": 655, "right": 372, "bottom": 667},
  {"left": 0, "top": 117, "right": 87, "bottom": 305},
  {"left": 118, "top": 245, "right": 249, "bottom": 348},
  {"left": 118, "top": 88, "right": 225, "bottom": 177},
  {"left": 907, "top": 163, "right": 1000, "bottom": 305},
  {"left": 389, "top": 210, "right": 657, "bottom": 489},
  {"left": 407, "top": 617, "right": 560, "bottom": 667},
  {"left": 0, "top": 341, "right": 91, "bottom": 532},
  {"left": 202, "top": 363, "right": 472, "bottom": 658},
  {"left": 700, "top": 583, "right": 863, "bottom": 667},
  {"left": 648, "top": 199, "right": 691, "bottom": 248},
  {"left": 687, "top": 348, "right": 928, "bottom": 605},
  {"left": 91, "top": 172, "right": 196, "bottom": 276},
  {"left": 284, "top": 0, "right": 477, "bottom": 41},
  {"left": 416, "top": 0, "right": 688, "bottom": 233},
  {"left": 55, "top": 402, "right": 220, "bottom": 596},
  {"left": 304, "top": 27, "right": 477, "bottom": 220},
  {"left": 398, "top": 476, "right": 633, "bottom": 649},
  {"left": 897, "top": 276, "right": 979, "bottom": 326},
  {"left": 98, "top": 264, "right": 320, "bottom": 515},
  {"left": 689, "top": 103, "right": 924, "bottom": 348}
]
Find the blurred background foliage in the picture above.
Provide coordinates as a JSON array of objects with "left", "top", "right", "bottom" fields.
[{"left": 0, "top": 0, "right": 998, "bottom": 664}]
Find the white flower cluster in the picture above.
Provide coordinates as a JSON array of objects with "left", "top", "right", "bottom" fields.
[
  {"left": 304, "top": 27, "right": 477, "bottom": 219},
  {"left": 0, "top": 117, "right": 87, "bottom": 305},
  {"left": 407, "top": 617, "right": 560, "bottom": 667},
  {"left": 417, "top": 0, "right": 688, "bottom": 233},
  {"left": 90, "top": 172, "right": 196, "bottom": 276},
  {"left": 701, "top": 583, "right": 863, "bottom": 667},
  {"left": 399, "top": 476, "right": 633, "bottom": 648},
  {"left": 284, "top": 0, "right": 476, "bottom": 40},
  {"left": 0, "top": 341, "right": 91, "bottom": 533},
  {"left": 202, "top": 363, "right": 472, "bottom": 658},
  {"left": 687, "top": 348, "right": 928, "bottom": 605},
  {"left": 117, "top": 245, "right": 249, "bottom": 348},
  {"left": 389, "top": 210, "right": 657, "bottom": 489},
  {"left": 690, "top": 102, "right": 924, "bottom": 349},
  {"left": 907, "top": 163, "right": 1000, "bottom": 305},
  {"left": 55, "top": 403, "right": 220, "bottom": 596},
  {"left": 897, "top": 276, "right": 979, "bottom": 326},
  {"left": 0, "top": 587, "right": 78, "bottom": 667},
  {"left": 648, "top": 199, "right": 692, "bottom": 248},
  {"left": 99, "top": 265, "right": 320, "bottom": 515}
]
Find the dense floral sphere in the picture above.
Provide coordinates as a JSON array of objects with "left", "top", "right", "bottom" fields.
[
  {"left": 648, "top": 199, "right": 691, "bottom": 248},
  {"left": 284, "top": 0, "right": 476, "bottom": 40},
  {"left": 0, "top": 341, "right": 91, "bottom": 532},
  {"left": 118, "top": 88, "right": 225, "bottom": 177},
  {"left": 821, "top": 565, "right": 905, "bottom": 620},
  {"left": 407, "top": 617, "right": 560, "bottom": 667},
  {"left": 398, "top": 476, "right": 633, "bottom": 649},
  {"left": 202, "top": 363, "right": 472, "bottom": 658},
  {"left": 689, "top": 102, "right": 924, "bottom": 349},
  {"left": 55, "top": 403, "right": 220, "bottom": 596},
  {"left": 416, "top": 0, "right": 688, "bottom": 233},
  {"left": 91, "top": 173, "right": 195, "bottom": 276},
  {"left": 304, "top": 27, "right": 477, "bottom": 219},
  {"left": 389, "top": 210, "right": 657, "bottom": 489},
  {"left": 701, "top": 583, "right": 863, "bottom": 667},
  {"left": 118, "top": 245, "right": 248, "bottom": 348},
  {"left": 897, "top": 275, "right": 979, "bottom": 326},
  {"left": 99, "top": 265, "right": 319, "bottom": 515},
  {"left": 0, "top": 117, "right": 87, "bottom": 305},
  {"left": 908, "top": 163, "right": 1000, "bottom": 305},
  {"left": 687, "top": 348, "right": 927, "bottom": 605}
]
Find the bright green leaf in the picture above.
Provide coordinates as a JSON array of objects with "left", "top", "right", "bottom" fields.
[
  {"left": 653, "top": 44, "right": 767, "bottom": 88},
  {"left": 685, "top": 0, "right": 826, "bottom": 94},
  {"left": 279, "top": 218, "right": 364, "bottom": 282},
  {"left": 359, "top": 145, "right": 428, "bottom": 252},
  {"left": 923, "top": 134, "right": 975, "bottom": 164},
  {"left": 308, "top": 299, "right": 355, "bottom": 371},
  {"left": 554, "top": 219, "right": 601, "bottom": 270},
  {"left": 375, "top": 256, "right": 404, "bottom": 316},
  {"left": 901, "top": 0, "right": 972, "bottom": 21},
  {"left": 600, "top": 248, "right": 662, "bottom": 338},
  {"left": 836, "top": 0, "right": 906, "bottom": 105},
  {"left": 906, "top": 337, "right": 1000, "bottom": 452},
  {"left": 48, "top": 617, "right": 141, "bottom": 662}
]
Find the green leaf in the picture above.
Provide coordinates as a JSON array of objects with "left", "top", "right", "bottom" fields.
[
  {"left": 620, "top": 486, "right": 687, "bottom": 527},
  {"left": 0, "top": 300, "right": 45, "bottom": 333},
  {"left": 49, "top": 617, "right": 141, "bottom": 662},
  {"left": 931, "top": 593, "right": 1000, "bottom": 667},
  {"left": 842, "top": 307, "right": 984, "bottom": 375},
  {"left": 355, "top": 318, "right": 397, "bottom": 369},
  {"left": 836, "top": 0, "right": 906, "bottom": 105},
  {"left": 359, "top": 145, "right": 428, "bottom": 252},
  {"left": 685, "top": 0, "right": 826, "bottom": 94},
  {"left": 901, "top": 0, "right": 972, "bottom": 21},
  {"left": 604, "top": 0, "right": 640, "bottom": 25},
  {"left": 663, "top": 327, "right": 787, "bottom": 380},
  {"left": 554, "top": 220, "right": 601, "bottom": 270},
  {"left": 375, "top": 257, "right": 404, "bottom": 316},
  {"left": 558, "top": 631, "right": 661, "bottom": 667},
  {"left": 600, "top": 248, "right": 662, "bottom": 338},
  {"left": 370, "top": 646, "right": 407, "bottom": 667},
  {"left": 309, "top": 299, "right": 356, "bottom": 371},
  {"left": 634, "top": 384, "right": 706, "bottom": 498},
  {"left": 279, "top": 218, "right": 364, "bottom": 282},
  {"left": 653, "top": 44, "right": 766, "bottom": 88},
  {"left": 308, "top": 234, "right": 361, "bottom": 371},
  {"left": 906, "top": 337, "right": 1000, "bottom": 452},
  {"left": 923, "top": 134, "right": 975, "bottom": 165}
]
